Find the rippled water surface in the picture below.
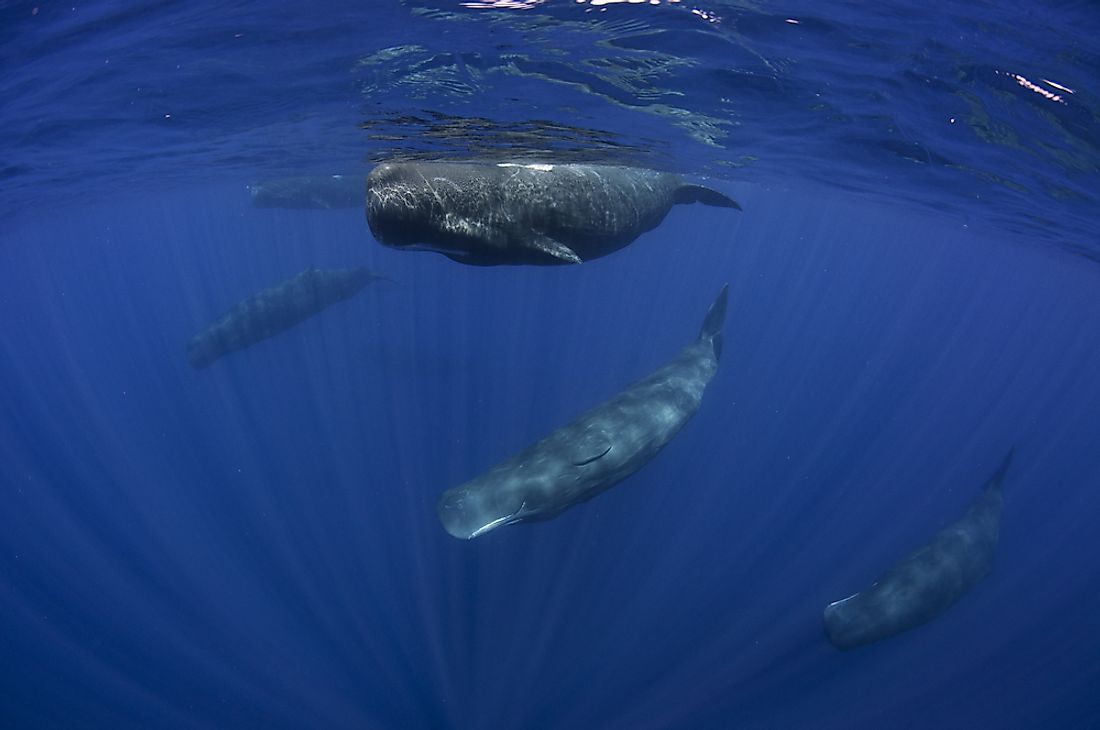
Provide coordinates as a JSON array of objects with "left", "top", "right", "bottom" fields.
[{"left": 4, "top": 0, "right": 1098, "bottom": 256}]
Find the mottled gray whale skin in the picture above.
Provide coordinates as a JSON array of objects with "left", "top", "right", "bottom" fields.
[
  {"left": 250, "top": 175, "right": 362, "bottom": 209},
  {"left": 823, "top": 448, "right": 1015, "bottom": 650},
  {"left": 366, "top": 161, "right": 741, "bottom": 265},
  {"left": 437, "top": 284, "right": 729, "bottom": 539},
  {"left": 188, "top": 267, "right": 383, "bottom": 369}
]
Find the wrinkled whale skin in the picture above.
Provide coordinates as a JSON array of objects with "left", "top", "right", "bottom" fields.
[{"left": 366, "top": 161, "right": 740, "bottom": 265}]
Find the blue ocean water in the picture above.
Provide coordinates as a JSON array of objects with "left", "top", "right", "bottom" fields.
[{"left": 2, "top": 1, "right": 1099, "bottom": 728}]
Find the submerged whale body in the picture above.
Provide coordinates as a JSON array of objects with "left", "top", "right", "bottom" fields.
[
  {"left": 187, "top": 267, "right": 384, "bottom": 369},
  {"left": 366, "top": 161, "right": 741, "bottom": 266},
  {"left": 436, "top": 284, "right": 729, "bottom": 539},
  {"left": 249, "top": 175, "right": 363, "bottom": 209},
  {"left": 823, "top": 448, "right": 1016, "bottom": 650}
]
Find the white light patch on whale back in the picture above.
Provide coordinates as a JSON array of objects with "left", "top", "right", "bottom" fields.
[
  {"left": 497, "top": 162, "right": 555, "bottom": 172},
  {"left": 460, "top": 0, "right": 546, "bottom": 8},
  {"left": 580, "top": 0, "right": 682, "bottom": 5}
]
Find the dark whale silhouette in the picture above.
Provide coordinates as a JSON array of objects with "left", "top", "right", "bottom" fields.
[
  {"left": 436, "top": 284, "right": 729, "bottom": 539},
  {"left": 187, "top": 267, "right": 384, "bottom": 369},
  {"left": 823, "top": 448, "right": 1015, "bottom": 649},
  {"left": 366, "top": 161, "right": 740, "bottom": 266}
]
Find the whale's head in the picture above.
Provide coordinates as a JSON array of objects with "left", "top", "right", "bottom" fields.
[
  {"left": 366, "top": 162, "right": 505, "bottom": 260},
  {"left": 436, "top": 462, "right": 554, "bottom": 540},
  {"left": 248, "top": 180, "right": 302, "bottom": 208},
  {"left": 437, "top": 427, "right": 615, "bottom": 539},
  {"left": 366, "top": 163, "right": 442, "bottom": 246},
  {"left": 436, "top": 482, "right": 530, "bottom": 540}
]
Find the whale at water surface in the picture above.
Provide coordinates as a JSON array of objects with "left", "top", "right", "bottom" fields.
[{"left": 366, "top": 160, "right": 741, "bottom": 266}]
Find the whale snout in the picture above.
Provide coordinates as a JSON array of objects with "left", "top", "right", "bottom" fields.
[
  {"left": 366, "top": 162, "right": 399, "bottom": 188},
  {"left": 436, "top": 490, "right": 480, "bottom": 540},
  {"left": 249, "top": 183, "right": 278, "bottom": 207},
  {"left": 365, "top": 167, "right": 430, "bottom": 248},
  {"left": 436, "top": 484, "right": 527, "bottom": 540}
]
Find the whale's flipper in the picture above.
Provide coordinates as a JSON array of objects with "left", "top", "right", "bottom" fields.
[
  {"left": 984, "top": 446, "right": 1016, "bottom": 493},
  {"left": 675, "top": 184, "right": 742, "bottom": 210},
  {"left": 530, "top": 233, "right": 583, "bottom": 264},
  {"left": 699, "top": 284, "right": 729, "bottom": 360}
]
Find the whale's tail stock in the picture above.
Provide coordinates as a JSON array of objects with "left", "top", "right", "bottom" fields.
[
  {"left": 699, "top": 284, "right": 729, "bottom": 360},
  {"left": 675, "top": 183, "right": 742, "bottom": 210},
  {"left": 983, "top": 446, "right": 1016, "bottom": 494}
]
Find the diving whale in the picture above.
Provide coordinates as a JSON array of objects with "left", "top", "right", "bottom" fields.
[
  {"left": 436, "top": 284, "right": 729, "bottom": 539},
  {"left": 823, "top": 448, "right": 1016, "bottom": 650},
  {"left": 366, "top": 161, "right": 741, "bottom": 266},
  {"left": 187, "top": 266, "right": 385, "bottom": 369}
]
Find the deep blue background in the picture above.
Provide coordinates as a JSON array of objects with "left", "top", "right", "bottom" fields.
[
  {"left": 3, "top": 1, "right": 1100, "bottom": 728},
  {"left": 4, "top": 181, "right": 1099, "bottom": 728}
]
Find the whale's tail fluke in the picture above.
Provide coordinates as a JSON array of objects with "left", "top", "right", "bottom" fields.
[
  {"left": 675, "top": 183, "right": 742, "bottom": 210},
  {"left": 983, "top": 446, "right": 1016, "bottom": 493},
  {"left": 700, "top": 284, "right": 729, "bottom": 360}
]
